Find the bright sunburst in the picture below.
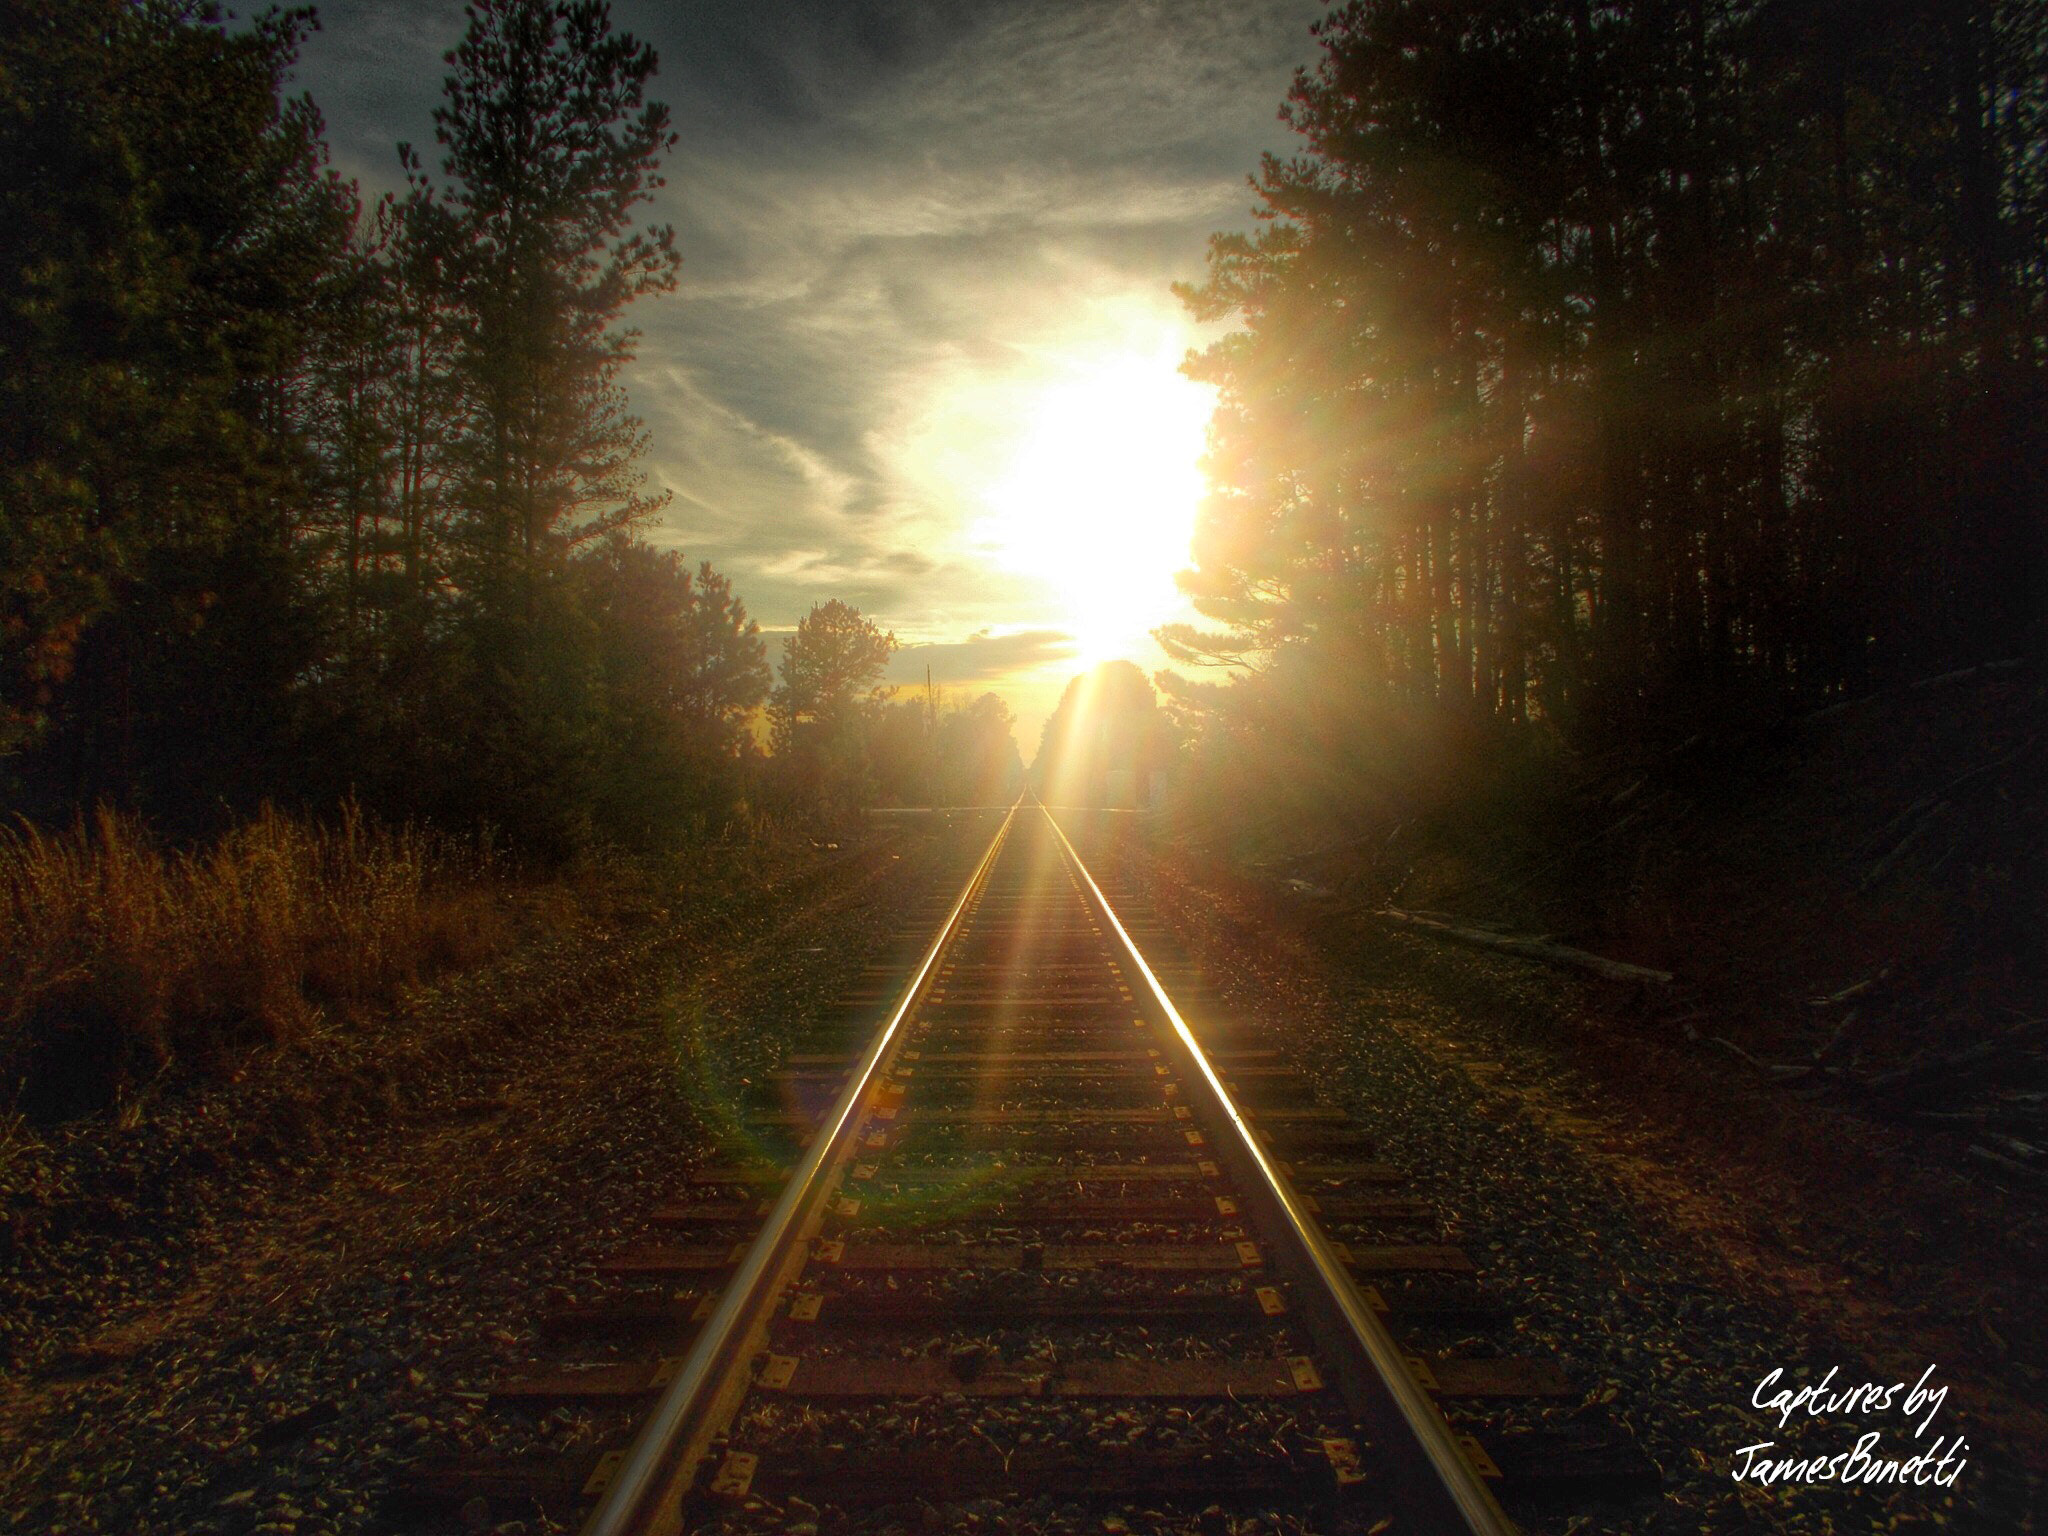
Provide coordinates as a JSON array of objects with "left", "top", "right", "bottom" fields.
[{"left": 968, "top": 340, "right": 1212, "bottom": 663}]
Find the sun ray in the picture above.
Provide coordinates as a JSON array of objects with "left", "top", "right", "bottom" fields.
[{"left": 969, "top": 341, "right": 1212, "bottom": 664}]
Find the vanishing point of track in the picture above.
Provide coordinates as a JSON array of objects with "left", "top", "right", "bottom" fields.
[{"left": 415, "top": 802, "right": 1655, "bottom": 1534}]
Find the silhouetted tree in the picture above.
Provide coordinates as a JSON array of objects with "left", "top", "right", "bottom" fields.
[
  {"left": 770, "top": 601, "right": 896, "bottom": 747},
  {"left": 314, "top": 0, "right": 682, "bottom": 849},
  {"left": 935, "top": 693, "right": 1022, "bottom": 806},
  {"left": 1169, "top": 0, "right": 2047, "bottom": 769},
  {"left": 0, "top": 0, "right": 790, "bottom": 855},
  {"left": 866, "top": 697, "right": 935, "bottom": 807},
  {"left": 770, "top": 600, "right": 895, "bottom": 812},
  {"left": 0, "top": 0, "right": 354, "bottom": 817},
  {"left": 582, "top": 538, "right": 768, "bottom": 841},
  {"left": 426, "top": 0, "right": 680, "bottom": 609},
  {"left": 1032, "top": 663, "right": 1174, "bottom": 808}
]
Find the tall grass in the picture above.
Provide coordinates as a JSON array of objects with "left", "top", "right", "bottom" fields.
[{"left": 2, "top": 805, "right": 508, "bottom": 1119}]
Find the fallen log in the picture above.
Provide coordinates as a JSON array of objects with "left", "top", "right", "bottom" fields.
[
  {"left": 1857, "top": 733, "right": 2041, "bottom": 890},
  {"left": 1909, "top": 657, "right": 2025, "bottom": 693},
  {"left": 1809, "top": 1008, "right": 1863, "bottom": 1065},
  {"left": 1859, "top": 1019, "right": 2044, "bottom": 1106},
  {"left": 1809, "top": 969, "right": 1890, "bottom": 1009},
  {"left": 1859, "top": 801, "right": 1956, "bottom": 892},
  {"left": 1865, "top": 1029, "right": 2033, "bottom": 1090},
  {"left": 1379, "top": 908, "right": 1674, "bottom": 984},
  {"left": 1796, "top": 657, "right": 2026, "bottom": 728},
  {"left": 1968, "top": 1144, "right": 2048, "bottom": 1191}
]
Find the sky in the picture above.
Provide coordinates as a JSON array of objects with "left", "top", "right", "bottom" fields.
[{"left": 290, "top": 0, "right": 1326, "bottom": 747}]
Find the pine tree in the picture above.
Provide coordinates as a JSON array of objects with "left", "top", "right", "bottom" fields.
[
  {"left": 394, "top": 0, "right": 684, "bottom": 847},
  {"left": 425, "top": 0, "right": 681, "bottom": 617},
  {"left": 582, "top": 538, "right": 769, "bottom": 840},
  {"left": 0, "top": 0, "right": 353, "bottom": 812},
  {"left": 770, "top": 601, "right": 896, "bottom": 811}
]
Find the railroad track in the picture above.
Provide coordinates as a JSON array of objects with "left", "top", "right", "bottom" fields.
[{"left": 409, "top": 802, "right": 1656, "bottom": 1534}]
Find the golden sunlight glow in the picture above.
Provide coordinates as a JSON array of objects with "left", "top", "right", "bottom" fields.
[{"left": 969, "top": 343, "right": 1212, "bottom": 663}]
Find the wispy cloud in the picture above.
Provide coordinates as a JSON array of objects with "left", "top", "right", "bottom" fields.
[{"left": 293, "top": 0, "right": 1324, "bottom": 738}]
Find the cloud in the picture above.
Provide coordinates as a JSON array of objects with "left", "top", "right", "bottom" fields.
[
  {"left": 291, "top": 0, "right": 1326, "bottom": 702},
  {"left": 887, "top": 629, "right": 1079, "bottom": 685}
]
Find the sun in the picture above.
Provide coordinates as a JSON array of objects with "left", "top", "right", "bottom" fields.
[{"left": 969, "top": 343, "right": 1212, "bottom": 663}]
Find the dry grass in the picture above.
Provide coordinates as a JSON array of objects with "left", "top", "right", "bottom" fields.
[{"left": 1, "top": 805, "right": 512, "bottom": 1119}]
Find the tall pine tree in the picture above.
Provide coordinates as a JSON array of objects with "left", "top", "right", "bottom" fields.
[
  {"left": 426, "top": 0, "right": 680, "bottom": 613},
  {"left": 404, "top": 0, "right": 683, "bottom": 848},
  {"left": 0, "top": 0, "right": 354, "bottom": 817}
]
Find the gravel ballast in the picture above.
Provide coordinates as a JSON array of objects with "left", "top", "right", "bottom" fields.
[
  {"left": 0, "top": 815, "right": 988, "bottom": 1536},
  {"left": 1089, "top": 817, "right": 2036, "bottom": 1534}
]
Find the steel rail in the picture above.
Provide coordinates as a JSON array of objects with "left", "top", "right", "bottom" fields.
[
  {"left": 1038, "top": 801, "right": 1520, "bottom": 1536},
  {"left": 580, "top": 802, "right": 1020, "bottom": 1536}
]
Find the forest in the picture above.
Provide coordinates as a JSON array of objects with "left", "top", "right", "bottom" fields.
[
  {"left": 5, "top": 0, "right": 2044, "bottom": 1092},
  {"left": 0, "top": 0, "right": 1016, "bottom": 858},
  {"left": 1, "top": 6, "right": 2044, "bottom": 1530},
  {"left": 1148, "top": 0, "right": 2047, "bottom": 1219},
  {"left": 1160, "top": 0, "right": 2045, "bottom": 826},
  {"left": 0, "top": 0, "right": 1018, "bottom": 1118}
]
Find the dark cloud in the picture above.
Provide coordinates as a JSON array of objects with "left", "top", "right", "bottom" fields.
[{"left": 887, "top": 629, "right": 1079, "bottom": 684}]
